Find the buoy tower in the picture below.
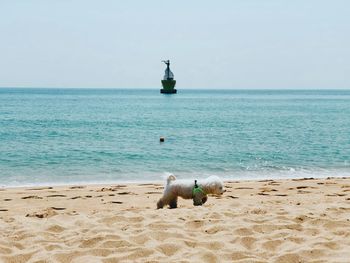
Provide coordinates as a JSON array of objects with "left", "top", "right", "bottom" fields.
[{"left": 160, "top": 60, "right": 177, "bottom": 94}]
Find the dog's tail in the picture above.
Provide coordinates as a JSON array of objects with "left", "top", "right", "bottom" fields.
[{"left": 167, "top": 174, "right": 176, "bottom": 185}]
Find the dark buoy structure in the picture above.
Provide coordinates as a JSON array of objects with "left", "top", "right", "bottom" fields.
[
  {"left": 160, "top": 60, "right": 177, "bottom": 94},
  {"left": 160, "top": 137, "right": 165, "bottom": 142}
]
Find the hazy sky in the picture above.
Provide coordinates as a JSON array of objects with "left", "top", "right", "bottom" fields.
[{"left": 0, "top": 0, "right": 349, "bottom": 89}]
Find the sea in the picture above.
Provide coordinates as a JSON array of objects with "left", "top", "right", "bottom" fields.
[{"left": 0, "top": 88, "right": 349, "bottom": 187}]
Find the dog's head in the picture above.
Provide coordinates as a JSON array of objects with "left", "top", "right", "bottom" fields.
[{"left": 203, "top": 176, "right": 225, "bottom": 196}]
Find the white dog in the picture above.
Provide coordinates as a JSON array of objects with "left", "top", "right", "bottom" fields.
[{"left": 157, "top": 175, "right": 225, "bottom": 209}]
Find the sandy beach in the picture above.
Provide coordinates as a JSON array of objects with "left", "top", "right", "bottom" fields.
[{"left": 1, "top": 177, "right": 350, "bottom": 263}]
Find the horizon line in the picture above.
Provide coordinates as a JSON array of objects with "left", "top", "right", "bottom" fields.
[{"left": 0, "top": 87, "right": 349, "bottom": 91}]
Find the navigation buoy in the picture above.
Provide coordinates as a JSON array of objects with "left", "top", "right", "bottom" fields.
[
  {"left": 160, "top": 60, "right": 177, "bottom": 94},
  {"left": 160, "top": 137, "right": 165, "bottom": 142}
]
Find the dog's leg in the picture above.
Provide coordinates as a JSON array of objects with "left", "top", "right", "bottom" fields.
[
  {"left": 202, "top": 195, "right": 208, "bottom": 204},
  {"left": 157, "top": 198, "right": 164, "bottom": 209},
  {"left": 169, "top": 197, "right": 178, "bottom": 209},
  {"left": 193, "top": 193, "right": 203, "bottom": 206}
]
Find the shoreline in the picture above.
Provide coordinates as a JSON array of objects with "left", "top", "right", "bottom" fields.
[
  {"left": 1, "top": 174, "right": 350, "bottom": 190},
  {"left": 1, "top": 177, "right": 350, "bottom": 262}
]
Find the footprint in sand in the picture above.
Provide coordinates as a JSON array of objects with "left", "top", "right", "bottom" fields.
[
  {"left": 250, "top": 208, "right": 267, "bottom": 215},
  {"left": 69, "top": 186, "right": 85, "bottom": 189},
  {"left": 0, "top": 209, "right": 8, "bottom": 212},
  {"left": 337, "top": 193, "right": 347, "bottom": 196},
  {"left": 325, "top": 181, "right": 337, "bottom": 185},
  {"left": 4, "top": 199, "right": 12, "bottom": 201},
  {"left": 117, "top": 192, "right": 136, "bottom": 195},
  {"left": 292, "top": 178, "right": 314, "bottom": 181},
  {"left": 21, "top": 196, "right": 43, "bottom": 199},
  {"left": 27, "top": 187, "right": 53, "bottom": 190},
  {"left": 26, "top": 208, "right": 58, "bottom": 218},
  {"left": 296, "top": 186, "right": 316, "bottom": 189},
  {"left": 258, "top": 179, "right": 275, "bottom": 182},
  {"left": 326, "top": 193, "right": 346, "bottom": 197},
  {"left": 50, "top": 207, "right": 66, "bottom": 211},
  {"left": 260, "top": 187, "right": 278, "bottom": 192},
  {"left": 70, "top": 196, "right": 82, "bottom": 200},
  {"left": 46, "top": 194, "right": 66, "bottom": 198},
  {"left": 100, "top": 187, "right": 117, "bottom": 192},
  {"left": 205, "top": 225, "right": 226, "bottom": 234},
  {"left": 268, "top": 184, "right": 281, "bottom": 187},
  {"left": 67, "top": 210, "right": 79, "bottom": 215},
  {"left": 294, "top": 215, "right": 310, "bottom": 222},
  {"left": 99, "top": 185, "right": 127, "bottom": 192},
  {"left": 185, "top": 220, "right": 205, "bottom": 228}
]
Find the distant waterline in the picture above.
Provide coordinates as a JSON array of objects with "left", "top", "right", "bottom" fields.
[{"left": 0, "top": 88, "right": 349, "bottom": 187}]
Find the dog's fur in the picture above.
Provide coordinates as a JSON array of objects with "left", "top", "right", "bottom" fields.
[{"left": 157, "top": 175, "right": 225, "bottom": 209}]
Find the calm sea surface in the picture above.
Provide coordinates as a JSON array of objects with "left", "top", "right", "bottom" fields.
[{"left": 0, "top": 88, "right": 349, "bottom": 186}]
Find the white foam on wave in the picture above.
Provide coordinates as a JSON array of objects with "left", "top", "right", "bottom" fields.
[{"left": 1, "top": 168, "right": 349, "bottom": 188}]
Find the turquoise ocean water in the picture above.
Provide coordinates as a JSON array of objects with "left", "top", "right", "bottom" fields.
[{"left": 0, "top": 88, "right": 349, "bottom": 187}]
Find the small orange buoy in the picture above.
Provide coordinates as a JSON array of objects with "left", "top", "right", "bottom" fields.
[{"left": 160, "top": 137, "right": 165, "bottom": 142}]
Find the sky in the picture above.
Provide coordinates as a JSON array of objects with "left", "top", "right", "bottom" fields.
[{"left": 0, "top": 0, "right": 349, "bottom": 89}]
